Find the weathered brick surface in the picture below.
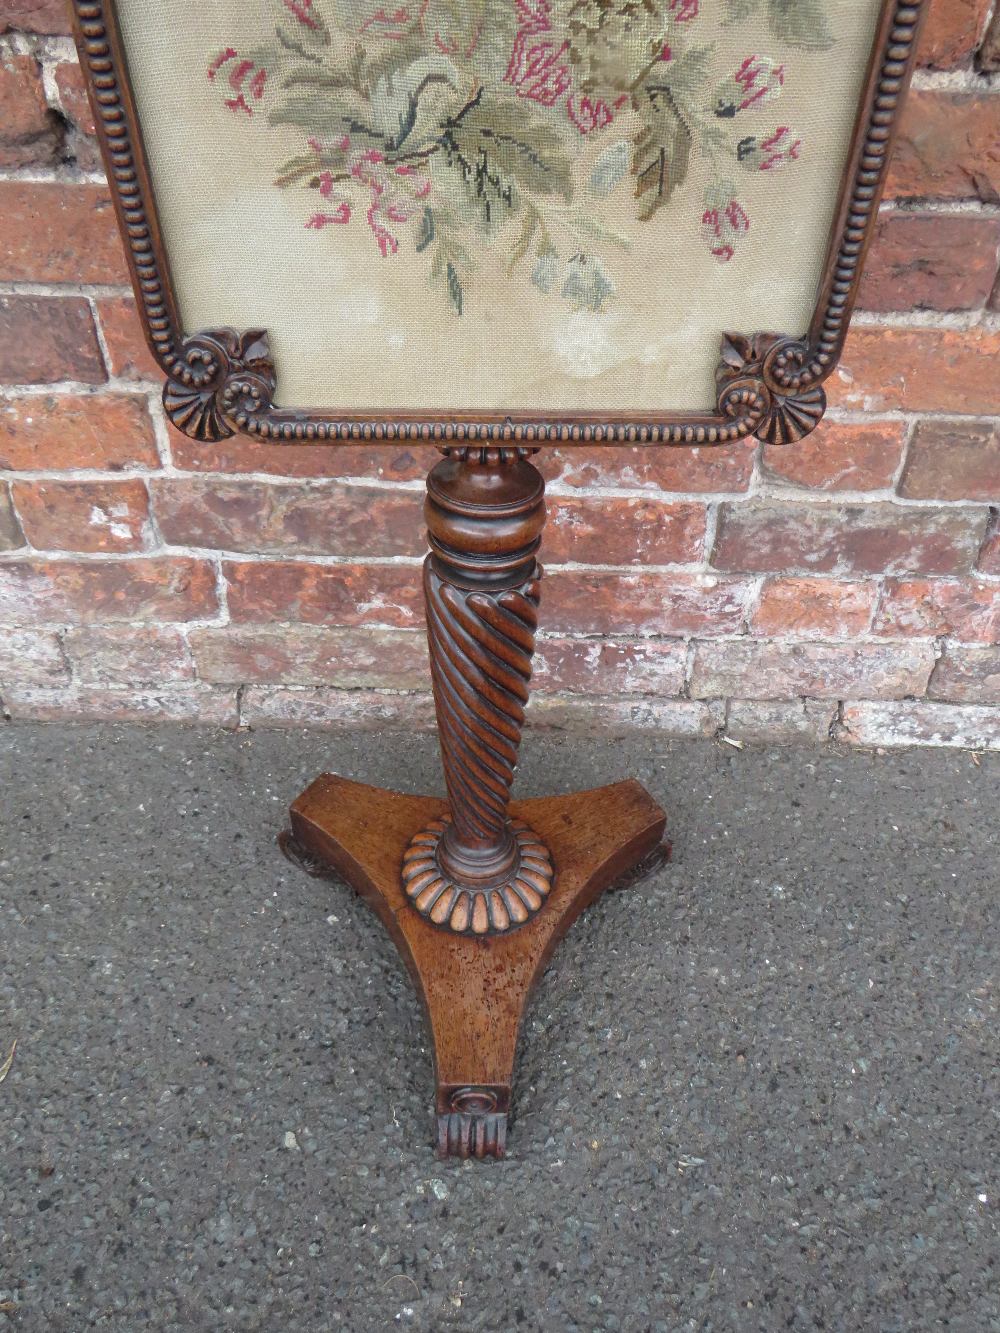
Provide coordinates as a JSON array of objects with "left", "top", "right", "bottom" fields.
[
  {"left": 2, "top": 683, "right": 239, "bottom": 727},
  {"left": 712, "top": 500, "right": 988, "bottom": 576},
  {"left": 529, "top": 696, "right": 723, "bottom": 736},
  {"left": 0, "top": 2, "right": 71, "bottom": 34},
  {"left": 0, "top": 628, "right": 67, "bottom": 685},
  {"left": 918, "top": 0, "right": 993, "bottom": 68},
  {"left": 93, "top": 299, "right": 162, "bottom": 382},
  {"left": 190, "top": 626, "right": 427, "bottom": 689},
  {"left": 929, "top": 645, "right": 1000, "bottom": 704},
  {"left": 841, "top": 701, "right": 1000, "bottom": 750},
  {"left": 533, "top": 636, "right": 686, "bottom": 695},
  {"left": 169, "top": 430, "right": 433, "bottom": 481},
  {"left": 886, "top": 92, "right": 1000, "bottom": 203},
  {"left": 152, "top": 479, "right": 421, "bottom": 557},
  {"left": 0, "top": 483, "right": 25, "bottom": 551},
  {"left": 760, "top": 420, "right": 904, "bottom": 493},
  {"left": 978, "top": 513, "right": 1000, "bottom": 574},
  {"left": 0, "top": 184, "right": 128, "bottom": 285},
  {"left": 241, "top": 686, "right": 435, "bottom": 730},
  {"left": 53, "top": 62, "right": 102, "bottom": 172},
  {"left": 539, "top": 444, "right": 754, "bottom": 494},
  {"left": 0, "top": 558, "right": 218, "bottom": 625},
  {"left": 690, "top": 640, "right": 936, "bottom": 702},
  {"left": 13, "top": 479, "right": 151, "bottom": 553},
  {"left": 752, "top": 578, "right": 877, "bottom": 639},
  {"left": 832, "top": 327, "right": 1000, "bottom": 417},
  {"left": 724, "top": 699, "right": 837, "bottom": 745},
  {"left": 543, "top": 497, "right": 705, "bottom": 565},
  {"left": 0, "top": 297, "right": 104, "bottom": 385},
  {"left": 980, "top": 10, "right": 1000, "bottom": 70},
  {"left": 224, "top": 561, "right": 423, "bottom": 627},
  {"left": 858, "top": 213, "right": 1000, "bottom": 312},
  {"left": 899, "top": 420, "right": 1000, "bottom": 502},
  {"left": 543, "top": 571, "right": 751, "bottom": 635},
  {"left": 0, "top": 394, "right": 159, "bottom": 471},
  {"left": 62, "top": 627, "right": 194, "bottom": 686},
  {"left": 0, "top": 54, "right": 58, "bottom": 169},
  {"left": 874, "top": 578, "right": 1000, "bottom": 642}
]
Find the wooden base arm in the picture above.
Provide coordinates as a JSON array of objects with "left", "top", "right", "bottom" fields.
[{"left": 283, "top": 773, "right": 667, "bottom": 1158}]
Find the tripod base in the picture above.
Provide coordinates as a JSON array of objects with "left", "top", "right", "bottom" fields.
[{"left": 282, "top": 773, "right": 667, "bottom": 1158}]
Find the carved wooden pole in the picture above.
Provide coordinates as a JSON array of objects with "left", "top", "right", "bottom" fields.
[{"left": 402, "top": 448, "right": 554, "bottom": 936}]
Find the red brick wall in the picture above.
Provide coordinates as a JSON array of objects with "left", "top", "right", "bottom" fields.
[{"left": 1, "top": 3, "right": 999, "bottom": 747}]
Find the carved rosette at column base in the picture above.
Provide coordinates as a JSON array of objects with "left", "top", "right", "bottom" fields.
[{"left": 402, "top": 813, "right": 553, "bottom": 935}]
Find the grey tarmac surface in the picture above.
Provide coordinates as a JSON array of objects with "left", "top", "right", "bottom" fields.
[{"left": 0, "top": 722, "right": 997, "bottom": 1333}]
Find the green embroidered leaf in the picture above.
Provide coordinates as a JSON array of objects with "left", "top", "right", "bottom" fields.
[
  {"left": 269, "top": 89, "right": 386, "bottom": 147},
  {"left": 721, "top": 0, "right": 834, "bottom": 49},
  {"left": 415, "top": 206, "right": 435, "bottom": 253},
  {"left": 632, "top": 88, "right": 692, "bottom": 221},
  {"left": 507, "top": 207, "right": 539, "bottom": 273},
  {"left": 446, "top": 260, "right": 463, "bottom": 315}
]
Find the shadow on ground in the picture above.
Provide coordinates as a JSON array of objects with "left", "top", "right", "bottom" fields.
[{"left": 0, "top": 725, "right": 997, "bottom": 1331}]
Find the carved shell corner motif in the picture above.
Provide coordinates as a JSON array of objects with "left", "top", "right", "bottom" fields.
[
  {"left": 716, "top": 332, "right": 827, "bottom": 446},
  {"left": 162, "top": 328, "right": 276, "bottom": 442}
]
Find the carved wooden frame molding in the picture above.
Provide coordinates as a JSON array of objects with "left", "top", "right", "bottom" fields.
[{"left": 71, "top": 0, "right": 926, "bottom": 449}]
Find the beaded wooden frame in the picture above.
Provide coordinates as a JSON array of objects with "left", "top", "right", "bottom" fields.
[{"left": 70, "top": 0, "right": 926, "bottom": 447}]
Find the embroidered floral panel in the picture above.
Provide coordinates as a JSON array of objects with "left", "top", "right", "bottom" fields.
[{"left": 116, "top": 0, "right": 883, "bottom": 412}]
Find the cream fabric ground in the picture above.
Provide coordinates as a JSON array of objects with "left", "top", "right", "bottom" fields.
[{"left": 116, "top": 0, "right": 882, "bottom": 414}]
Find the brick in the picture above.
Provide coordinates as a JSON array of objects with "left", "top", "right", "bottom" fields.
[
  {"left": 978, "top": 513, "right": 1000, "bottom": 574},
  {"left": 539, "top": 443, "right": 755, "bottom": 493},
  {"left": 533, "top": 636, "right": 686, "bottom": 695},
  {"left": 690, "top": 640, "right": 935, "bottom": 701},
  {"left": 0, "top": 482, "right": 25, "bottom": 550},
  {"left": 224, "top": 561, "right": 423, "bottom": 627},
  {"left": 761, "top": 420, "right": 904, "bottom": 492},
  {"left": 93, "top": 298, "right": 162, "bottom": 382},
  {"left": 241, "top": 686, "right": 435, "bottom": 730},
  {"left": 858, "top": 213, "right": 1000, "bottom": 312},
  {"left": 899, "top": 420, "right": 1000, "bottom": 502},
  {"left": 2, "top": 683, "right": 238, "bottom": 727},
  {"left": 831, "top": 327, "right": 1000, "bottom": 417},
  {"left": 52, "top": 62, "right": 101, "bottom": 172},
  {"left": 840, "top": 701, "right": 1000, "bottom": 749},
  {"left": 62, "top": 627, "right": 193, "bottom": 685},
  {"left": 190, "top": 626, "right": 426, "bottom": 688},
  {"left": 543, "top": 570, "right": 751, "bottom": 635},
  {"left": 725, "top": 699, "right": 837, "bottom": 745},
  {"left": 886, "top": 92, "right": 1000, "bottom": 203},
  {"left": 918, "top": 0, "right": 992, "bottom": 68},
  {"left": 0, "top": 297, "right": 104, "bottom": 385},
  {"left": 712, "top": 500, "right": 987, "bottom": 576},
  {"left": 929, "top": 645, "right": 1000, "bottom": 704},
  {"left": 0, "top": 54, "right": 58, "bottom": 169},
  {"left": 0, "top": 183, "right": 128, "bottom": 285},
  {"left": 752, "top": 578, "right": 877, "bottom": 638},
  {"left": 529, "top": 696, "right": 723, "bottom": 736},
  {"left": 980, "top": 10, "right": 1000, "bottom": 71},
  {"left": 151, "top": 478, "right": 421, "bottom": 557},
  {"left": 0, "top": 2, "right": 71, "bottom": 34},
  {"left": 543, "top": 497, "right": 705, "bottom": 565},
  {"left": 0, "top": 628, "right": 67, "bottom": 685},
  {"left": 0, "top": 557, "right": 218, "bottom": 625},
  {"left": 0, "top": 394, "right": 158, "bottom": 471},
  {"left": 873, "top": 578, "right": 1000, "bottom": 642},
  {"left": 12, "top": 479, "right": 150, "bottom": 553}
]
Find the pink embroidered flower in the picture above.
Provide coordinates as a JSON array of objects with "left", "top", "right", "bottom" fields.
[
  {"left": 567, "top": 95, "right": 613, "bottom": 136},
  {"left": 360, "top": 6, "right": 411, "bottom": 39},
  {"left": 282, "top": 0, "right": 319, "bottom": 29},
  {"left": 306, "top": 204, "right": 352, "bottom": 227},
  {"left": 505, "top": 0, "right": 572, "bottom": 106},
  {"left": 668, "top": 0, "right": 699, "bottom": 21},
  {"left": 714, "top": 55, "right": 784, "bottom": 118},
  {"left": 701, "top": 197, "right": 750, "bottom": 262},
  {"left": 207, "top": 49, "right": 267, "bottom": 116},
  {"left": 738, "top": 126, "right": 802, "bottom": 171}
]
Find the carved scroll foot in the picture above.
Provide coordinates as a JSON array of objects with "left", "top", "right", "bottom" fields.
[{"left": 286, "top": 772, "right": 666, "bottom": 1158}]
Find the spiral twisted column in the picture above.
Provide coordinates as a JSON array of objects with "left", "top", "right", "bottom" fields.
[{"left": 402, "top": 451, "right": 554, "bottom": 936}]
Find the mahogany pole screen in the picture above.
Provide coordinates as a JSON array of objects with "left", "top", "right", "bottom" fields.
[{"left": 71, "top": 0, "right": 926, "bottom": 1157}]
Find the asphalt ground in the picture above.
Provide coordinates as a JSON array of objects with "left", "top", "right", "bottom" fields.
[{"left": 1, "top": 723, "right": 997, "bottom": 1332}]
